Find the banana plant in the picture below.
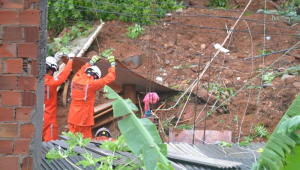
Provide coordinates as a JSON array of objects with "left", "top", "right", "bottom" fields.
[
  {"left": 252, "top": 93, "right": 300, "bottom": 170},
  {"left": 104, "top": 85, "right": 173, "bottom": 170}
]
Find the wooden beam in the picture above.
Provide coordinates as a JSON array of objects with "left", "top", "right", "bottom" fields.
[
  {"left": 122, "top": 84, "right": 136, "bottom": 104},
  {"left": 94, "top": 108, "right": 113, "bottom": 119},
  {"left": 93, "top": 100, "right": 114, "bottom": 114}
]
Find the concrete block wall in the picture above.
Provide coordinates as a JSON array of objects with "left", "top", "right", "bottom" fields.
[{"left": 0, "top": 0, "right": 46, "bottom": 169}]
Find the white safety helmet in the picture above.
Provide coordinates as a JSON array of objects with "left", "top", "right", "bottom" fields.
[
  {"left": 85, "top": 66, "right": 101, "bottom": 80},
  {"left": 95, "top": 127, "right": 112, "bottom": 137},
  {"left": 46, "top": 57, "right": 58, "bottom": 71}
]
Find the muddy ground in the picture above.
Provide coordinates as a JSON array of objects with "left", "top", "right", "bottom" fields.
[{"left": 56, "top": 0, "right": 300, "bottom": 143}]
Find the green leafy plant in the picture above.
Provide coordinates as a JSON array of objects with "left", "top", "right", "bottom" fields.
[
  {"left": 219, "top": 119, "right": 225, "bottom": 123},
  {"left": 48, "top": 0, "right": 183, "bottom": 34},
  {"left": 258, "top": 49, "right": 272, "bottom": 55},
  {"left": 208, "top": 82, "right": 234, "bottom": 104},
  {"left": 207, "top": 0, "right": 228, "bottom": 8},
  {"left": 104, "top": 85, "right": 173, "bottom": 170},
  {"left": 262, "top": 72, "right": 276, "bottom": 85},
  {"left": 220, "top": 141, "right": 232, "bottom": 147},
  {"left": 101, "top": 135, "right": 130, "bottom": 152},
  {"left": 101, "top": 48, "right": 115, "bottom": 58},
  {"left": 176, "top": 123, "right": 193, "bottom": 130},
  {"left": 47, "top": 24, "right": 92, "bottom": 56},
  {"left": 255, "top": 124, "right": 270, "bottom": 138},
  {"left": 126, "top": 24, "right": 145, "bottom": 39},
  {"left": 252, "top": 93, "right": 300, "bottom": 170},
  {"left": 239, "top": 136, "right": 254, "bottom": 146}
]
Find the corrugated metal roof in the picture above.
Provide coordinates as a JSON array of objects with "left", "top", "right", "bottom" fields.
[
  {"left": 41, "top": 137, "right": 264, "bottom": 170},
  {"left": 167, "top": 142, "right": 266, "bottom": 170}
]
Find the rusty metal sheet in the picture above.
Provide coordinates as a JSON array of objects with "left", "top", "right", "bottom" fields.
[
  {"left": 63, "top": 57, "right": 176, "bottom": 92},
  {"left": 169, "top": 128, "right": 232, "bottom": 144}
]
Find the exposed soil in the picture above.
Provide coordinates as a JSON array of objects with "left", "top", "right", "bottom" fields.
[{"left": 57, "top": 0, "right": 300, "bottom": 143}]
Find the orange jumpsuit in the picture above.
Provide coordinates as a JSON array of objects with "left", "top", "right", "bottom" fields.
[
  {"left": 68, "top": 63, "right": 116, "bottom": 138},
  {"left": 43, "top": 60, "right": 73, "bottom": 142}
]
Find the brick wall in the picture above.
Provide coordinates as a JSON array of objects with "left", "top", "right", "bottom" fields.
[{"left": 0, "top": 0, "right": 45, "bottom": 169}]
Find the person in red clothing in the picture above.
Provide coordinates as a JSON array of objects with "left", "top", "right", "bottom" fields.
[
  {"left": 43, "top": 52, "right": 74, "bottom": 142},
  {"left": 68, "top": 55, "right": 116, "bottom": 138}
]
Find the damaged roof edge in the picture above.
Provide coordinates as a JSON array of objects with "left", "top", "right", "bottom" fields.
[{"left": 168, "top": 152, "right": 243, "bottom": 169}]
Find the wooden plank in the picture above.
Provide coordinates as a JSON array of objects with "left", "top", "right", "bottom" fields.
[
  {"left": 92, "top": 113, "right": 117, "bottom": 129},
  {"left": 93, "top": 100, "right": 114, "bottom": 114},
  {"left": 62, "top": 79, "right": 70, "bottom": 107},
  {"left": 94, "top": 108, "right": 113, "bottom": 119}
]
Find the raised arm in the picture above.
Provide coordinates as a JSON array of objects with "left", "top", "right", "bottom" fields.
[
  {"left": 51, "top": 60, "right": 73, "bottom": 86},
  {"left": 93, "top": 67, "right": 116, "bottom": 90}
]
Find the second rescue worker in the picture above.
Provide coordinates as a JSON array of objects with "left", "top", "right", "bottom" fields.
[{"left": 67, "top": 54, "right": 116, "bottom": 138}]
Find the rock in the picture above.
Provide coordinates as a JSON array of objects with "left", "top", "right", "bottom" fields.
[
  {"left": 200, "top": 44, "right": 206, "bottom": 51},
  {"left": 165, "top": 60, "right": 170, "bottom": 65},
  {"left": 294, "top": 54, "right": 300, "bottom": 59},
  {"left": 122, "top": 55, "right": 143, "bottom": 69},
  {"left": 223, "top": 69, "right": 233, "bottom": 77},
  {"left": 293, "top": 82, "right": 300, "bottom": 88},
  {"left": 281, "top": 74, "right": 295, "bottom": 80},
  {"left": 176, "top": 8, "right": 183, "bottom": 13}
]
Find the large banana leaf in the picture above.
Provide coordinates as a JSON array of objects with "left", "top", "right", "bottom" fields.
[
  {"left": 104, "top": 85, "right": 172, "bottom": 170},
  {"left": 252, "top": 93, "right": 300, "bottom": 170}
]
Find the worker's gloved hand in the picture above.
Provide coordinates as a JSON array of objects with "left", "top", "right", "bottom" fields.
[
  {"left": 107, "top": 55, "right": 116, "bottom": 67},
  {"left": 89, "top": 55, "right": 101, "bottom": 65},
  {"left": 54, "top": 52, "right": 64, "bottom": 62},
  {"left": 68, "top": 53, "right": 75, "bottom": 61}
]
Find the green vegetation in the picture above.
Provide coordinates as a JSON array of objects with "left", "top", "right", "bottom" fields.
[
  {"left": 47, "top": 23, "right": 92, "bottom": 56},
  {"left": 252, "top": 93, "right": 300, "bottom": 170},
  {"left": 101, "top": 48, "right": 115, "bottom": 58},
  {"left": 126, "top": 24, "right": 145, "bottom": 39},
  {"left": 103, "top": 85, "right": 173, "bottom": 170},
  {"left": 46, "top": 132, "right": 134, "bottom": 170},
  {"left": 48, "top": 0, "right": 183, "bottom": 35},
  {"left": 257, "top": 0, "right": 300, "bottom": 25},
  {"left": 176, "top": 123, "right": 193, "bottom": 130},
  {"left": 207, "top": 0, "right": 228, "bottom": 8},
  {"left": 220, "top": 141, "right": 232, "bottom": 147},
  {"left": 239, "top": 123, "right": 269, "bottom": 146},
  {"left": 208, "top": 82, "right": 234, "bottom": 106},
  {"left": 258, "top": 49, "right": 272, "bottom": 55}
]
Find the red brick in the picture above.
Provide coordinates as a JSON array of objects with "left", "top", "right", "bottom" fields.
[
  {"left": 29, "top": 59, "right": 38, "bottom": 75},
  {"left": 2, "top": 26, "right": 22, "bottom": 42},
  {"left": 18, "top": 43, "right": 38, "bottom": 58},
  {"left": 21, "top": 157, "right": 33, "bottom": 170},
  {"left": 0, "top": 123, "right": 18, "bottom": 137},
  {"left": 0, "top": 43, "right": 17, "bottom": 57},
  {"left": 20, "top": 10, "right": 39, "bottom": 25},
  {"left": 0, "top": 156, "right": 19, "bottom": 170},
  {"left": 14, "top": 139, "right": 30, "bottom": 154},
  {"left": 3, "top": 59, "right": 23, "bottom": 74},
  {"left": 3, "top": 0, "right": 23, "bottom": 8},
  {"left": 18, "top": 76, "right": 37, "bottom": 90},
  {"left": 1, "top": 91, "right": 21, "bottom": 106},
  {"left": 0, "top": 107, "right": 14, "bottom": 121},
  {"left": 0, "top": 59, "right": 2, "bottom": 74},
  {"left": 20, "top": 124, "right": 35, "bottom": 138},
  {"left": 0, "top": 11, "right": 19, "bottom": 25},
  {"left": 24, "top": 0, "right": 39, "bottom": 9},
  {"left": 0, "top": 140, "right": 12, "bottom": 154},
  {"left": 16, "top": 107, "right": 33, "bottom": 122},
  {"left": 24, "top": 27, "right": 39, "bottom": 42},
  {"left": 0, "top": 76, "right": 17, "bottom": 90},
  {"left": 21, "top": 92, "right": 36, "bottom": 106}
]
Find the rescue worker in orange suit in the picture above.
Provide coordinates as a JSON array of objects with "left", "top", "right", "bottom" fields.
[
  {"left": 92, "top": 127, "right": 115, "bottom": 141},
  {"left": 43, "top": 53, "right": 74, "bottom": 142},
  {"left": 67, "top": 55, "right": 116, "bottom": 138}
]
